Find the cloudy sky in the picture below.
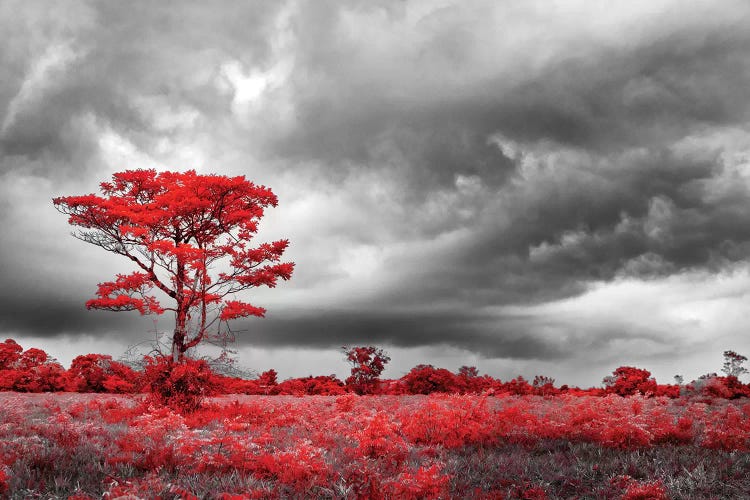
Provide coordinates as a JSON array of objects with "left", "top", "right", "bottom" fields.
[{"left": 3, "top": 0, "right": 750, "bottom": 386}]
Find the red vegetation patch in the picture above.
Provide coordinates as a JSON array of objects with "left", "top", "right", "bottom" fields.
[{"left": 1, "top": 393, "right": 749, "bottom": 498}]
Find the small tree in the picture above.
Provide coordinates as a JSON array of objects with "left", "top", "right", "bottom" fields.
[
  {"left": 401, "top": 364, "right": 459, "bottom": 394},
  {"left": 0, "top": 339, "right": 22, "bottom": 370},
  {"left": 54, "top": 169, "right": 294, "bottom": 363},
  {"left": 342, "top": 346, "right": 390, "bottom": 394},
  {"left": 603, "top": 366, "right": 657, "bottom": 396},
  {"left": 721, "top": 350, "right": 748, "bottom": 379}
]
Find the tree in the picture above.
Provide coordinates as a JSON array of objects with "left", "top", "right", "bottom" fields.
[
  {"left": 68, "top": 353, "right": 139, "bottom": 393},
  {"left": 721, "top": 350, "right": 748, "bottom": 379},
  {"left": 401, "top": 364, "right": 459, "bottom": 394},
  {"left": 342, "top": 346, "right": 390, "bottom": 394},
  {"left": 0, "top": 339, "right": 22, "bottom": 370},
  {"left": 603, "top": 366, "right": 657, "bottom": 396},
  {"left": 54, "top": 169, "right": 294, "bottom": 362}
]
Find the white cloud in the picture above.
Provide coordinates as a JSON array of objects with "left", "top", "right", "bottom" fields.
[{"left": 490, "top": 264, "right": 750, "bottom": 384}]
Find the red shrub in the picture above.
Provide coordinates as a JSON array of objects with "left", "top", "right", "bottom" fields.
[
  {"left": 68, "top": 354, "right": 140, "bottom": 393},
  {"left": 277, "top": 375, "right": 346, "bottom": 395},
  {"left": 532, "top": 375, "right": 559, "bottom": 396},
  {"left": 496, "top": 376, "right": 534, "bottom": 396},
  {"left": 401, "top": 365, "right": 460, "bottom": 394},
  {"left": 0, "top": 343, "right": 69, "bottom": 392},
  {"left": 383, "top": 464, "right": 451, "bottom": 499},
  {"left": 603, "top": 366, "right": 657, "bottom": 396},
  {"left": 621, "top": 479, "right": 669, "bottom": 500},
  {"left": 143, "top": 356, "right": 216, "bottom": 411},
  {"left": 0, "top": 339, "right": 22, "bottom": 369},
  {"left": 0, "top": 467, "right": 8, "bottom": 496},
  {"left": 654, "top": 384, "right": 680, "bottom": 398},
  {"left": 690, "top": 376, "right": 750, "bottom": 400},
  {"left": 19, "top": 362, "right": 69, "bottom": 392}
]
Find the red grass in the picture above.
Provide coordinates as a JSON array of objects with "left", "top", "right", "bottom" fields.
[{"left": 1, "top": 392, "right": 749, "bottom": 498}]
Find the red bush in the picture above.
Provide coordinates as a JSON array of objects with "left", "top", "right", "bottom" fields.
[
  {"left": 401, "top": 365, "right": 460, "bottom": 394},
  {"left": 0, "top": 339, "right": 22, "bottom": 369},
  {"left": 277, "top": 375, "right": 346, "bottom": 395},
  {"left": 604, "top": 366, "right": 658, "bottom": 396},
  {"left": 142, "top": 356, "right": 217, "bottom": 411},
  {"left": 621, "top": 479, "right": 669, "bottom": 500},
  {"left": 68, "top": 354, "right": 140, "bottom": 393}
]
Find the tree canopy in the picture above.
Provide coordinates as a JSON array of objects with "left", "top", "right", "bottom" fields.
[{"left": 54, "top": 169, "right": 294, "bottom": 361}]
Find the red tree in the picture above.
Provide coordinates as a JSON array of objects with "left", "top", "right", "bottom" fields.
[
  {"left": 401, "top": 365, "right": 459, "bottom": 394},
  {"left": 603, "top": 366, "right": 657, "bottom": 396},
  {"left": 68, "top": 353, "right": 140, "bottom": 393},
  {"left": 342, "top": 346, "right": 390, "bottom": 395},
  {"left": 54, "top": 169, "right": 294, "bottom": 362},
  {"left": 0, "top": 339, "right": 22, "bottom": 369}
]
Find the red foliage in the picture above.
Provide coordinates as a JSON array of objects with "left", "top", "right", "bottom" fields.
[
  {"left": 142, "top": 356, "right": 217, "bottom": 411},
  {"left": 343, "top": 346, "right": 390, "bottom": 394},
  {"left": 0, "top": 467, "right": 8, "bottom": 497},
  {"left": 277, "top": 375, "right": 347, "bottom": 396},
  {"left": 604, "top": 366, "right": 658, "bottom": 396},
  {"left": 0, "top": 339, "right": 22, "bottom": 369},
  {"left": 68, "top": 354, "right": 140, "bottom": 393},
  {"left": 621, "top": 479, "right": 669, "bottom": 500},
  {"left": 654, "top": 383, "right": 680, "bottom": 398},
  {"left": 53, "top": 169, "right": 294, "bottom": 361},
  {"left": 382, "top": 464, "right": 451, "bottom": 499},
  {"left": 401, "top": 365, "right": 461, "bottom": 394},
  {"left": 3, "top": 392, "right": 750, "bottom": 497},
  {"left": 496, "top": 376, "right": 534, "bottom": 396},
  {"left": 0, "top": 341, "right": 68, "bottom": 392},
  {"left": 687, "top": 375, "right": 750, "bottom": 400},
  {"left": 532, "top": 375, "right": 560, "bottom": 396}
]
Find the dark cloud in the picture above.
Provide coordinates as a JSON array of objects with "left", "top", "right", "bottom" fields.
[
  {"left": 270, "top": 3, "right": 750, "bottom": 174},
  {"left": 0, "top": 283, "right": 147, "bottom": 339},
  {"left": 231, "top": 309, "right": 569, "bottom": 361},
  {"left": 2, "top": 1, "right": 750, "bottom": 383},
  {"left": 0, "top": 1, "right": 285, "bottom": 175}
]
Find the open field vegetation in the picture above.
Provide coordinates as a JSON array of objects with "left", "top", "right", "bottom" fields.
[
  {"left": 1, "top": 392, "right": 749, "bottom": 499},
  {"left": 3, "top": 339, "right": 750, "bottom": 499}
]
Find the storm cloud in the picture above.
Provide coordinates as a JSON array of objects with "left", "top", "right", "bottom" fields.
[{"left": 3, "top": 0, "right": 750, "bottom": 385}]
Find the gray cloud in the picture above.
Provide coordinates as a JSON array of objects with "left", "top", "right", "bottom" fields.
[{"left": 3, "top": 1, "right": 750, "bottom": 382}]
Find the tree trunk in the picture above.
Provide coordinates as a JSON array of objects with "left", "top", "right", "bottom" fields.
[{"left": 172, "top": 255, "right": 187, "bottom": 362}]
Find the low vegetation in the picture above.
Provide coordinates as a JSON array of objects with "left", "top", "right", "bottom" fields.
[{"left": 2, "top": 339, "right": 750, "bottom": 498}]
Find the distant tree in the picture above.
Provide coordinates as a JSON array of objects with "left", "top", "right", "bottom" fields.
[
  {"left": 458, "top": 366, "right": 479, "bottom": 378},
  {"left": 53, "top": 169, "right": 294, "bottom": 363},
  {"left": 0, "top": 342, "right": 67, "bottom": 392},
  {"left": 0, "top": 339, "right": 22, "bottom": 370},
  {"left": 603, "top": 366, "right": 657, "bottom": 396},
  {"left": 497, "top": 375, "right": 533, "bottom": 396},
  {"left": 17, "top": 348, "right": 48, "bottom": 371},
  {"left": 258, "top": 369, "right": 279, "bottom": 395},
  {"left": 721, "top": 350, "right": 748, "bottom": 379},
  {"left": 68, "top": 353, "right": 140, "bottom": 393},
  {"left": 342, "top": 346, "right": 390, "bottom": 395},
  {"left": 277, "top": 375, "right": 346, "bottom": 396},
  {"left": 401, "top": 365, "right": 459, "bottom": 394},
  {"left": 258, "top": 368, "right": 279, "bottom": 387},
  {"left": 532, "top": 375, "right": 558, "bottom": 396},
  {"left": 456, "top": 365, "right": 482, "bottom": 393},
  {"left": 532, "top": 375, "right": 555, "bottom": 387}
]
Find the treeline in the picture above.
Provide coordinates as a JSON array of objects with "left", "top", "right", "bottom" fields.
[{"left": 1, "top": 338, "right": 749, "bottom": 400}]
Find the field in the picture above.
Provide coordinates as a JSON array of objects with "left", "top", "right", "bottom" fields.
[{"left": 1, "top": 392, "right": 749, "bottom": 499}]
